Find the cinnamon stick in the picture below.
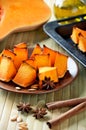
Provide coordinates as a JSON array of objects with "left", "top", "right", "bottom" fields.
[
  {"left": 47, "top": 101, "right": 86, "bottom": 129},
  {"left": 46, "top": 97, "right": 86, "bottom": 110}
]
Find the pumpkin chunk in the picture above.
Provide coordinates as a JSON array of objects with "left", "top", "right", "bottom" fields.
[
  {"left": 26, "top": 58, "right": 37, "bottom": 69},
  {"left": 1, "top": 49, "right": 16, "bottom": 60},
  {"left": 39, "top": 67, "right": 58, "bottom": 83},
  {"left": 43, "top": 45, "right": 57, "bottom": 66},
  {"left": 30, "top": 44, "right": 42, "bottom": 58},
  {"left": 71, "top": 26, "right": 86, "bottom": 44},
  {"left": 54, "top": 52, "right": 68, "bottom": 78},
  {"left": 34, "top": 53, "right": 51, "bottom": 68},
  {"left": 71, "top": 26, "right": 79, "bottom": 44},
  {"left": 78, "top": 33, "right": 86, "bottom": 52},
  {"left": 0, "top": 55, "right": 16, "bottom": 82},
  {"left": 12, "top": 62, "right": 36, "bottom": 87},
  {"left": 13, "top": 46, "right": 28, "bottom": 69}
]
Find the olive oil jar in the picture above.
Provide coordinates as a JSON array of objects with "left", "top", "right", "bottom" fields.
[{"left": 54, "top": 0, "right": 86, "bottom": 19}]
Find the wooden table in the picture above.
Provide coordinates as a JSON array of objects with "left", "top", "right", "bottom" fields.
[{"left": 0, "top": 1, "right": 86, "bottom": 130}]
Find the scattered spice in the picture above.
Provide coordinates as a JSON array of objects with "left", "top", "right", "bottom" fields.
[
  {"left": 30, "top": 84, "right": 39, "bottom": 90},
  {"left": 11, "top": 114, "right": 23, "bottom": 123},
  {"left": 28, "top": 88, "right": 37, "bottom": 91},
  {"left": 42, "top": 77, "right": 56, "bottom": 90},
  {"left": 10, "top": 114, "right": 18, "bottom": 121},
  {"left": 17, "top": 102, "right": 32, "bottom": 113},
  {"left": 17, "top": 116, "right": 23, "bottom": 123},
  {"left": 18, "top": 122, "right": 28, "bottom": 130},
  {"left": 33, "top": 107, "right": 47, "bottom": 119},
  {"left": 16, "top": 86, "right": 21, "bottom": 90},
  {"left": 16, "top": 101, "right": 48, "bottom": 120}
]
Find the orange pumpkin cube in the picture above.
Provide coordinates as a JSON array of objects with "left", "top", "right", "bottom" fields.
[
  {"left": 78, "top": 34, "right": 86, "bottom": 52},
  {"left": 34, "top": 53, "right": 51, "bottom": 68},
  {"left": 71, "top": 26, "right": 80, "bottom": 44},
  {"left": 75, "top": 27, "right": 86, "bottom": 37},
  {"left": 12, "top": 62, "right": 36, "bottom": 87},
  {"left": 13, "top": 47, "right": 28, "bottom": 69},
  {"left": 43, "top": 45, "right": 57, "bottom": 66},
  {"left": 54, "top": 52, "right": 68, "bottom": 78},
  {"left": 39, "top": 67, "right": 58, "bottom": 82},
  {"left": 30, "top": 44, "right": 42, "bottom": 58},
  {"left": 0, "top": 55, "right": 16, "bottom": 82},
  {"left": 1, "top": 49, "right": 16, "bottom": 60},
  {"left": 26, "top": 58, "right": 37, "bottom": 69},
  {"left": 71, "top": 26, "right": 86, "bottom": 44}
]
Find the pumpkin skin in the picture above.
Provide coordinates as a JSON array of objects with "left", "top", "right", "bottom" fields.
[{"left": 0, "top": 0, "right": 51, "bottom": 40}]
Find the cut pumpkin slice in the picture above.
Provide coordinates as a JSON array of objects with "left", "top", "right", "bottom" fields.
[
  {"left": 71, "top": 26, "right": 79, "bottom": 44},
  {"left": 39, "top": 67, "right": 58, "bottom": 83},
  {"left": 30, "top": 44, "right": 42, "bottom": 58},
  {"left": 26, "top": 58, "right": 37, "bottom": 69},
  {"left": 78, "top": 33, "right": 86, "bottom": 52},
  {"left": 34, "top": 53, "right": 51, "bottom": 68},
  {"left": 0, "top": 0, "right": 51, "bottom": 40},
  {"left": 1, "top": 49, "right": 16, "bottom": 60},
  {"left": 71, "top": 26, "right": 86, "bottom": 44},
  {"left": 12, "top": 62, "right": 36, "bottom": 87},
  {"left": 43, "top": 45, "right": 57, "bottom": 66},
  {"left": 13, "top": 47, "right": 28, "bottom": 69},
  {"left": 54, "top": 52, "right": 68, "bottom": 78},
  {"left": 75, "top": 27, "right": 86, "bottom": 37},
  {"left": 0, "top": 55, "right": 16, "bottom": 82}
]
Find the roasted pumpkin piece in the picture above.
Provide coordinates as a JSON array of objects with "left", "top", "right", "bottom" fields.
[
  {"left": 1, "top": 49, "right": 16, "bottom": 60},
  {"left": 75, "top": 27, "right": 86, "bottom": 37},
  {"left": 14, "top": 42, "right": 27, "bottom": 49},
  {"left": 0, "top": 55, "right": 16, "bottom": 82},
  {"left": 43, "top": 45, "right": 57, "bottom": 66},
  {"left": 78, "top": 33, "right": 86, "bottom": 52},
  {"left": 39, "top": 67, "right": 58, "bottom": 83},
  {"left": 71, "top": 26, "right": 86, "bottom": 44},
  {"left": 71, "top": 26, "right": 79, "bottom": 44},
  {"left": 30, "top": 44, "right": 42, "bottom": 58},
  {"left": 13, "top": 47, "right": 28, "bottom": 69},
  {"left": 26, "top": 58, "right": 37, "bottom": 69},
  {"left": 54, "top": 52, "right": 68, "bottom": 78},
  {"left": 12, "top": 62, "right": 36, "bottom": 87},
  {"left": 34, "top": 53, "right": 51, "bottom": 68}
]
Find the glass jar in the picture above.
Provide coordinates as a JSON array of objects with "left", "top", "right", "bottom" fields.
[{"left": 54, "top": 0, "right": 86, "bottom": 20}]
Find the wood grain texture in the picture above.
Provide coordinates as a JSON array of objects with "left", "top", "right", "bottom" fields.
[{"left": 0, "top": 0, "right": 86, "bottom": 130}]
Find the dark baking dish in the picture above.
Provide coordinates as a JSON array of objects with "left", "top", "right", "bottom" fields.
[{"left": 43, "top": 14, "right": 86, "bottom": 67}]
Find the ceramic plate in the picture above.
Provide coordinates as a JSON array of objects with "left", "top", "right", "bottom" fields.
[{"left": 0, "top": 48, "right": 78, "bottom": 94}]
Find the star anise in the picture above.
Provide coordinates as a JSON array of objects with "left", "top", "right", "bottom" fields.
[
  {"left": 33, "top": 107, "right": 47, "bottom": 119},
  {"left": 17, "top": 102, "right": 32, "bottom": 113},
  {"left": 42, "top": 77, "right": 56, "bottom": 90}
]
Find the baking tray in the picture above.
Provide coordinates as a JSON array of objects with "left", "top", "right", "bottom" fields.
[{"left": 43, "top": 14, "right": 86, "bottom": 67}]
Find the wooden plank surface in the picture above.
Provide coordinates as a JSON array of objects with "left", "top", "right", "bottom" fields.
[{"left": 0, "top": 0, "right": 86, "bottom": 130}]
